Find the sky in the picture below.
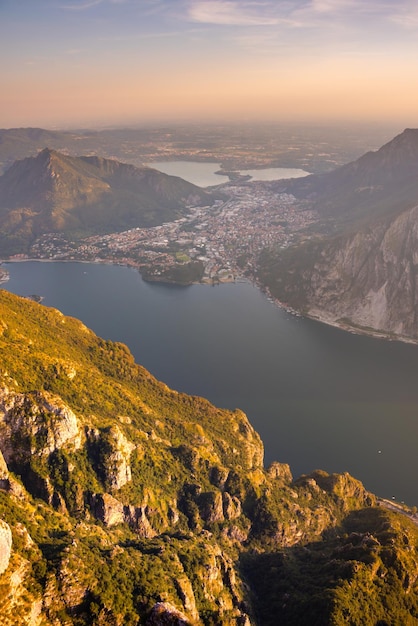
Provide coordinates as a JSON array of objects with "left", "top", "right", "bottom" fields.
[{"left": 1, "top": 0, "right": 418, "bottom": 129}]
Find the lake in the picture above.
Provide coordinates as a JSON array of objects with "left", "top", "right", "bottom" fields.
[
  {"left": 3, "top": 260, "right": 418, "bottom": 505},
  {"left": 146, "top": 161, "right": 309, "bottom": 187}
]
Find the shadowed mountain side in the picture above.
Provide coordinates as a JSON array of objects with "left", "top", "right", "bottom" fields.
[
  {"left": 259, "top": 129, "right": 418, "bottom": 341},
  {"left": 0, "top": 149, "right": 217, "bottom": 253},
  {"left": 281, "top": 128, "right": 418, "bottom": 226}
]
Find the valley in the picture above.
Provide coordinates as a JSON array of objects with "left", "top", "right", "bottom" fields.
[
  {"left": 2, "top": 124, "right": 418, "bottom": 624},
  {"left": 4, "top": 126, "right": 418, "bottom": 344},
  {"left": 3, "top": 0, "right": 418, "bottom": 620},
  {"left": 26, "top": 180, "right": 318, "bottom": 287}
]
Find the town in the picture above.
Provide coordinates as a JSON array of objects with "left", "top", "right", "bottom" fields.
[{"left": 28, "top": 180, "right": 318, "bottom": 285}]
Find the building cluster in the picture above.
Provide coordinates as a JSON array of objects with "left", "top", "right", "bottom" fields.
[{"left": 28, "top": 181, "right": 318, "bottom": 283}]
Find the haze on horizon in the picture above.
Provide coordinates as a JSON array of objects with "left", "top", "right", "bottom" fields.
[{"left": 2, "top": 0, "right": 418, "bottom": 130}]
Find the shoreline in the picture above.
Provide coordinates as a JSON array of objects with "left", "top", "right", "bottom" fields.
[
  {"left": 3, "top": 256, "right": 418, "bottom": 509},
  {"left": 257, "top": 281, "right": 418, "bottom": 346},
  {"left": 306, "top": 311, "right": 418, "bottom": 346},
  {"left": 3, "top": 256, "right": 418, "bottom": 347}
]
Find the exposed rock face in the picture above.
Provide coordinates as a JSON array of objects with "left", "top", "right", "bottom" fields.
[
  {"left": 90, "top": 492, "right": 125, "bottom": 527},
  {"left": 267, "top": 462, "right": 293, "bottom": 484},
  {"left": 222, "top": 492, "right": 242, "bottom": 520},
  {"left": 0, "top": 519, "right": 12, "bottom": 574},
  {"left": 261, "top": 129, "right": 418, "bottom": 341},
  {"left": 267, "top": 206, "right": 418, "bottom": 340},
  {"left": 231, "top": 410, "right": 264, "bottom": 471},
  {"left": 146, "top": 602, "right": 192, "bottom": 625},
  {"left": 98, "top": 425, "right": 136, "bottom": 491},
  {"left": 0, "top": 290, "right": 417, "bottom": 625},
  {"left": 0, "top": 448, "right": 9, "bottom": 487},
  {"left": 90, "top": 492, "right": 157, "bottom": 536},
  {"left": 310, "top": 470, "right": 375, "bottom": 505},
  {"left": 198, "top": 491, "right": 224, "bottom": 524},
  {"left": 124, "top": 505, "right": 157, "bottom": 537},
  {"left": 195, "top": 490, "right": 242, "bottom": 524},
  {"left": 172, "top": 575, "right": 199, "bottom": 622},
  {"left": 0, "top": 387, "right": 82, "bottom": 464}
]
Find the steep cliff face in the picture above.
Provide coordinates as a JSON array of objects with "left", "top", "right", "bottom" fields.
[
  {"left": 260, "top": 204, "right": 418, "bottom": 340},
  {"left": 0, "top": 291, "right": 417, "bottom": 625},
  {"left": 0, "top": 387, "right": 82, "bottom": 463},
  {"left": 259, "top": 129, "right": 418, "bottom": 341}
]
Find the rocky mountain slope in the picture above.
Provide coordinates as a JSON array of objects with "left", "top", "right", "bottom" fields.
[
  {"left": 260, "top": 129, "right": 418, "bottom": 341},
  {"left": 0, "top": 149, "right": 215, "bottom": 255},
  {"left": 0, "top": 289, "right": 418, "bottom": 624},
  {"left": 284, "top": 128, "right": 418, "bottom": 224}
]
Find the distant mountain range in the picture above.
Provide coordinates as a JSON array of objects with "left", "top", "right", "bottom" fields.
[
  {"left": 0, "top": 127, "right": 161, "bottom": 174},
  {"left": 0, "top": 148, "right": 215, "bottom": 254},
  {"left": 260, "top": 129, "right": 418, "bottom": 341}
]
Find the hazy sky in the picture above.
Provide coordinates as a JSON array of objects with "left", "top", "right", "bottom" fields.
[{"left": 2, "top": 0, "right": 418, "bottom": 128}]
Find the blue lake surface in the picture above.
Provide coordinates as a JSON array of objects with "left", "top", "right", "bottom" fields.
[{"left": 3, "top": 260, "right": 418, "bottom": 505}]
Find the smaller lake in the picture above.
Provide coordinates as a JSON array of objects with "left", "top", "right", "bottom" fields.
[
  {"left": 239, "top": 167, "right": 309, "bottom": 181},
  {"left": 146, "top": 161, "right": 309, "bottom": 187}
]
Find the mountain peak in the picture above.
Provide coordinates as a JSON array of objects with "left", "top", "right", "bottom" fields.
[
  {"left": 36, "top": 147, "right": 68, "bottom": 168},
  {"left": 400, "top": 127, "right": 418, "bottom": 136},
  {"left": 37, "top": 146, "right": 58, "bottom": 158},
  {"left": 378, "top": 127, "right": 418, "bottom": 154},
  {"left": 0, "top": 149, "right": 215, "bottom": 254},
  {"left": 286, "top": 128, "right": 418, "bottom": 221}
]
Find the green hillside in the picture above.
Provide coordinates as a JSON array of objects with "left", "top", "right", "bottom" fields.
[{"left": 0, "top": 290, "right": 417, "bottom": 624}]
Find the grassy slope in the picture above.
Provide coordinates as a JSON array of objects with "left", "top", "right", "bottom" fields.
[{"left": 0, "top": 291, "right": 417, "bottom": 624}]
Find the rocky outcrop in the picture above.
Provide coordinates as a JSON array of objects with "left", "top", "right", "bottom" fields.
[
  {"left": 0, "top": 290, "right": 417, "bottom": 625},
  {"left": 267, "top": 462, "right": 293, "bottom": 484},
  {"left": 230, "top": 410, "right": 264, "bottom": 471},
  {"left": 250, "top": 469, "right": 375, "bottom": 549},
  {"left": 0, "top": 450, "right": 25, "bottom": 497},
  {"left": 97, "top": 425, "right": 136, "bottom": 491},
  {"left": 90, "top": 492, "right": 125, "bottom": 526},
  {"left": 90, "top": 492, "right": 157, "bottom": 536},
  {"left": 222, "top": 492, "right": 242, "bottom": 520},
  {"left": 198, "top": 491, "right": 224, "bottom": 524},
  {"left": 0, "top": 388, "right": 82, "bottom": 463},
  {"left": 309, "top": 470, "right": 376, "bottom": 506},
  {"left": 0, "top": 519, "right": 12, "bottom": 574},
  {"left": 146, "top": 602, "right": 192, "bottom": 625}
]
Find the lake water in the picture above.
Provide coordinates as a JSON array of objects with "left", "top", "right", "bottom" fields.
[
  {"left": 146, "top": 161, "right": 309, "bottom": 187},
  {"left": 238, "top": 167, "right": 309, "bottom": 181},
  {"left": 3, "top": 260, "right": 418, "bottom": 505}
]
